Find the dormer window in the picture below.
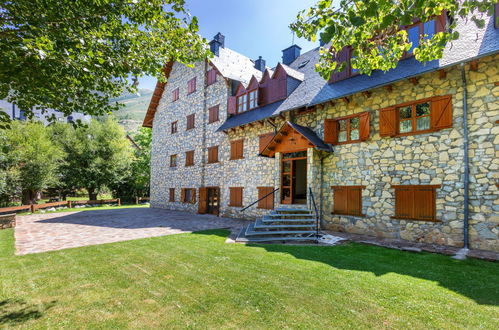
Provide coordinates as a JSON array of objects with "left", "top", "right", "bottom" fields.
[
  {"left": 237, "top": 90, "right": 258, "bottom": 113},
  {"left": 248, "top": 90, "right": 258, "bottom": 110},
  {"left": 237, "top": 94, "right": 247, "bottom": 112}
]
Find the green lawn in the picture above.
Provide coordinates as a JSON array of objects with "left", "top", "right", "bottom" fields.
[{"left": 0, "top": 229, "right": 498, "bottom": 329}]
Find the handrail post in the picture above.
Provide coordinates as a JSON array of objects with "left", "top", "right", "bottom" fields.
[{"left": 309, "top": 187, "right": 320, "bottom": 242}]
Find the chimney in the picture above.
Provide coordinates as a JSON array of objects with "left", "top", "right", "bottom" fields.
[
  {"left": 209, "top": 32, "right": 225, "bottom": 56},
  {"left": 282, "top": 44, "right": 302, "bottom": 65},
  {"left": 254, "top": 56, "right": 266, "bottom": 72}
]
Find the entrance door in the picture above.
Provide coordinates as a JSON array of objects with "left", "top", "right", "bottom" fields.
[
  {"left": 281, "top": 152, "right": 307, "bottom": 204},
  {"left": 206, "top": 187, "right": 220, "bottom": 215}
]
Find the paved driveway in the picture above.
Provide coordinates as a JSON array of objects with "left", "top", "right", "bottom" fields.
[{"left": 15, "top": 208, "right": 247, "bottom": 255}]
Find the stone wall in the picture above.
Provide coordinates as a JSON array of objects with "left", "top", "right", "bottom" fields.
[
  {"left": 150, "top": 54, "right": 498, "bottom": 252},
  {"left": 0, "top": 214, "right": 16, "bottom": 229}
]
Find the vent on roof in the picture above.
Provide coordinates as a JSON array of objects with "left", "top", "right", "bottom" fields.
[{"left": 298, "top": 59, "right": 310, "bottom": 68}]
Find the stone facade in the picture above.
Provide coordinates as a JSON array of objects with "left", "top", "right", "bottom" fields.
[
  {"left": 0, "top": 214, "right": 16, "bottom": 229},
  {"left": 150, "top": 53, "right": 498, "bottom": 252}
]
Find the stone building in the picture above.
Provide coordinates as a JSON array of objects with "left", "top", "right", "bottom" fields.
[{"left": 144, "top": 13, "right": 499, "bottom": 252}]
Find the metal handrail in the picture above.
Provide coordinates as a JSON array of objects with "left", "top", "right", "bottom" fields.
[
  {"left": 240, "top": 188, "right": 279, "bottom": 212},
  {"left": 308, "top": 187, "right": 320, "bottom": 241}
]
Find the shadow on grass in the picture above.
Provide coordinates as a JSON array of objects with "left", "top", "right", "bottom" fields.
[
  {"left": 0, "top": 298, "right": 56, "bottom": 326},
  {"left": 240, "top": 242, "right": 499, "bottom": 306}
]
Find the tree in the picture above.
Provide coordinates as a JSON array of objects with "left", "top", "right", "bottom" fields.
[
  {"left": 55, "top": 117, "right": 134, "bottom": 200},
  {"left": 0, "top": 121, "right": 64, "bottom": 204},
  {"left": 291, "top": 0, "right": 497, "bottom": 79},
  {"left": 0, "top": 0, "right": 211, "bottom": 127}
]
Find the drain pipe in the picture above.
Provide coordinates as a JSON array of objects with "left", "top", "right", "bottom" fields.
[{"left": 454, "top": 62, "right": 470, "bottom": 259}]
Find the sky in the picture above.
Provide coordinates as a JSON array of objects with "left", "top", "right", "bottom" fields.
[{"left": 138, "top": 0, "right": 322, "bottom": 90}]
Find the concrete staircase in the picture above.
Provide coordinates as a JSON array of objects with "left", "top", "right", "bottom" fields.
[{"left": 236, "top": 208, "right": 319, "bottom": 243}]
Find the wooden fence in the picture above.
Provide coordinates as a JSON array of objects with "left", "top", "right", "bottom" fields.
[
  {"left": 0, "top": 198, "right": 121, "bottom": 214},
  {"left": 136, "top": 197, "right": 150, "bottom": 204}
]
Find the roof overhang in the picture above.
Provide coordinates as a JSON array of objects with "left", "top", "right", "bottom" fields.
[
  {"left": 260, "top": 121, "right": 333, "bottom": 158},
  {"left": 142, "top": 61, "right": 174, "bottom": 128}
]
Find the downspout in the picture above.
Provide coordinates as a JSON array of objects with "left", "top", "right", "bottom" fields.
[
  {"left": 454, "top": 62, "right": 470, "bottom": 259},
  {"left": 460, "top": 62, "right": 470, "bottom": 250},
  {"left": 200, "top": 60, "right": 209, "bottom": 187}
]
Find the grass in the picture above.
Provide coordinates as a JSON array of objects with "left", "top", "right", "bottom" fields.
[{"left": 0, "top": 229, "right": 498, "bottom": 328}]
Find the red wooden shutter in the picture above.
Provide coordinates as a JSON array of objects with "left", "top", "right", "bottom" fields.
[
  {"left": 395, "top": 187, "right": 414, "bottom": 218},
  {"left": 379, "top": 107, "right": 397, "bottom": 137},
  {"left": 435, "top": 12, "right": 446, "bottom": 33},
  {"left": 494, "top": 2, "right": 499, "bottom": 29},
  {"left": 359, "top": 112, "right": 370, "bottom": 141},
  {"left": 333, "top": 187, "right": 347, "bottom": 215},
  {"left": 430, "top": 95, "right": 453, "bottom": 130},
  {"left": 258, "top": 85, "right": 268, "bottom": 106},
  {"left": 228, "top": 96, "right": 237, "bottom": 115},
  {"left": 328, "top": 47, "right": 351, "bottom": 83},
  {"left": 277, "top": 77, "right": 287, "bottom": 100},
  {"left": 207, "top": 69, "right": 217, "bottom": 85},
  {"left": 347, "top": 187, "right": 362, "bottom": 216},
  {"left": 259, "top": 133, "right": 275, "bottom": 153},
  {"left": 414, "top": 187, "right": 435, "bottom": 220},
  {"left": 324, "top": 119, "right": 338, "bottom": 145}
]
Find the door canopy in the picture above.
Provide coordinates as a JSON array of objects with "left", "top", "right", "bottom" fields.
[{"left": 260, "top": 121, "right": 333, "bottom": 158}]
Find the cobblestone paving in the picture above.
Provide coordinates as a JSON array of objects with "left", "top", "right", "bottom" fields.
[{"left": 15, "top": 208, "right": 248, "bottom": 255}]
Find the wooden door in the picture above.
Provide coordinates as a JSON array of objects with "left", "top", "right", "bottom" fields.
[
  {"left": 198, "top": 187, "right": 207, "bottom": 214},
  {"left": 281, "top": 160, "right": 293, "bottom": 204}
]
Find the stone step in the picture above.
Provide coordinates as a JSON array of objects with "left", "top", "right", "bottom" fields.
[
  {"left": 236, "top": 235, "right": 318, "bottom": 243},
  {"left": 268, "top": 213, "right": 314, "bottom": 217},
  {"left": 254, "top": 219, "right": 315, "bottom": 230},
  {"left": 262, "top": 217, "right": 315, "bottom": 224},
  {"left": 274, "top": 208, "right": 311, "bottom": 213},
  {"left": 245, "top": 223, "right": 316, "bottom": 236}
]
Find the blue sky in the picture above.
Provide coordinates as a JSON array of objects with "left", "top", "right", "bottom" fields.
[{"left": 139, "top": 0, "right": 322, "bottom": 90}]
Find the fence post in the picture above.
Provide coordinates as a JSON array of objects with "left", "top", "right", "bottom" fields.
[
  {"left": 136, "top": 197, "right": 138, "bottom": 205},
  {"left": 117, "top": 198, "right": 121, "bottom": 207},
  {"left": 68, "top": 201, "right": 72, "bottom": 208},
  {"left": 30, "top": 204, "right": 35, "bottom": 213}
]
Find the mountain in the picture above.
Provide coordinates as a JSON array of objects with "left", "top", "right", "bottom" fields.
[{"left": 111, "top": 88, "right": 153, "bottom": 133}]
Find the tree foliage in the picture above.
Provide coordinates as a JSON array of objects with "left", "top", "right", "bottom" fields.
[
  {"left": 0, "top": 0, "right": 210, "bottom": 127},
  {"left": 291, "top": 0, "right": 497, "bottom": 79}
]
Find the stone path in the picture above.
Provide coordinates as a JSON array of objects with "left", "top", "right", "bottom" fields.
[{"left": 15, "top": 208, "right": 247, "bottom": 255}]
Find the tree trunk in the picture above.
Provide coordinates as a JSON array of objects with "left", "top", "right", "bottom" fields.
[
  {"left": 88, "top": 188, "right": 98, "bottom": 201},
  {"left": 22, "top": 189, "right": 37, "bottom": 205}
]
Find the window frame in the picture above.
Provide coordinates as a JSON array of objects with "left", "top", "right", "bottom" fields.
[
  {"left": 248, "top": 89, "right": 258, "bottom": 110},
  {"left": 170, "top": 154, "right": 177, "bottom": 168},
  {"left": 229, "top": 187, "right": 244, "bottom": 207},
  {"left": 392, "top": 185, "right": 440, "bottom": 222},
  {"left": 337, "top": 114, "right": 362, "bottom": 144},
  {"left": 237, "top": 94, "right": 248, "bottom": 113},
  {"left": 331, "top": 185, "right": 365, "bottom": 217},
  {"left": 171, "top": 121, "right": 178, "bottom": 134},
  {"left": 186, "top": 114, "right": 195, "bottom": 130},
  {"left": 207, "top": 146, "right": 219, "bottom": 164},
  {"left": 397, "top": 101, "right": 431, "bottom": 136},
  {"left": 182, "top": 188, "right": 196, "bottom": 204},
  {"left": 230, "top": 139, "right": 244, "bottom": 160},
  {"left": 185, "top": 150, "right": 194, "bottom": 167}
]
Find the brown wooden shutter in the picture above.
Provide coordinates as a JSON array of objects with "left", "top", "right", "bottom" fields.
[
  {"left": 324, "top": 119, "right": 338, "bottom": 144},
  {"left": 379, "top": 107, "right": 397, "bottom": 137},
  {"left": 333, "top": 187, "right": 347, "bottom": 214},
  {"left": 347, "top": 187, "right": 362, "bottom": 216},
  {"left": 328, "top": 47, "right": 351, "bottom": 83},
  {"left": 495, "top": 3, "right": 499, "bottom": 29},
  {"left": 394, "top": 187, "right": 414, "bottom": 218},
  {"left": 169, "top": 188, "right": 175, "bottom": 202},
  {"left": 430, "top": 95, "right": 453, "bottom": 130},
  {"left": 259, "top": 133, "right": 275, "bottom": 153},
  {"left": 190, "top": 189, "right": 196, "bottom": 204},
  {"left": 181, "top": 188, "right": 186, "bottom": 203},
  {"left": 414, "top": 187, "right": 435, "bottom": 220},
  {"left": 198, "top": 188, "right": 207, "bottom": 213},
  {"left": 359, "top": 112, "right": 370, "bottom": 141},
  {"left": 257, "top": 187, "right": 274, "bottom": 209},
  {"left": 228, "top": 96, "right": 237, "bottom": 115},
  {"left": 229, "top": 187, "right": 243, "bottom": 207},
  {"left": 276, "top": 77, "right": 287, "bottom": 100},
  {"left": 435, "top": 12, "right": 446, "bottom": 33},
  {"left": 258, "top": 85, "right": 268, "bottom": 106}
]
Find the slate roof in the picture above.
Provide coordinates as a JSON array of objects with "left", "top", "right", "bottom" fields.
[
  {"left": 288, "top": 122, "right": 332, "bottom": 152},
  {"left": 217, "top": 14, "right": 499, "bottom": 131},
  {"left": 210, "top": 47, "right": 265, "bottom": 86}
]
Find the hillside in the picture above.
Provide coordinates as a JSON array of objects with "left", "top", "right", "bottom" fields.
[{"left": 111, "top": 88, "right": 153, "bottom": 132}]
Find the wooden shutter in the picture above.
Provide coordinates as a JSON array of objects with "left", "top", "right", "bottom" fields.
[
  {"left": 333, "top": 187, "right": 347, "bottom": 215},
  {"left": 276, "top": 77, "right": 287, "bottom": 100},
  {"left": 209, "top": 105, "right": 219, "bottom": 123},
  {"left": 185, "top": 151, "right": 194, "bottom": 166},
  {"left": 198, "top": 188, "right": 207, "bottom": 213},
  {"left": 324, "top": 119, "right": 338, "bottom": 145},
  {"left": 229, "top": 187, "right": 243, "bottom": 207},
  {"left": 230, "top": 140, "right": 243, "bottom": 160},
  {"left": 258, "top": 85, "right": 268, "bottom": 105},
  {"left": 495, "top": 2, "right": 499, "bottom": 29},
  {"left": 394, "top": 187, "right": 414, "bottom": 218},
  {"left": 169, "top": 188, "right": 175, "bottom": 202},
  {"left": 347, "top": 187, "right": 362, "bottom": 216},
  {"left": 181, "top": 188, "right": 186, "bottom": 203},
  {"left": 190, "top": 189, "right": 196, "bottom": 204},
  {"left": 228, "top": 96, "right": 237, "bottom": 115},
  {"left": 208, "top": 146, "right": 218, "bottom": 163},
  {"left": 359, "top": 112, "right": 370, "bottom": 141},
  {"left": 257, "top": 187, "right": 274, "bottom": 209},
  {"left": 430, "top": 95, "right": 453, "bottom": 130},
  {"left": 207, "top": 69, "right": 217, "bottom": 85},
  {"left": 435, "top": 12, "right": 447, "bottom": 33},
  {"left": 259, "top": 133, "right": 275, "bottom": 153},
  {"left": 329, "top": 47, "right": 351, "bottom": 83},
  {"left": 379, "top": 107, "right": 397, "bottom": 137},
  {"left": 414, "top": 187, "right": 435, "bottom": 220}
]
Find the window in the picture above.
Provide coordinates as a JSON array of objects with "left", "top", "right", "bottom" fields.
[
  {"left": 187, "top": 77, "right": 196, "bottom": 94},
  {"left": 229, "top": 187, "right": 243, "bottom": 207},
  {"left": 207, "top": 68, "right": 217, "bottom": 85},
  {"left": 230, "top": 139, "right": 244, "bottom": 160},
  {"left": 257, "top": 187, "right": 275, "bottom": 209},
  {"left": 171, "top": 121, "right": 178, "bottom": 134},
  {"left": 379, "top": 95, "right": 452, "bottom": 137},
  {"left": 207, "top": 146, "right": 218, "bottom": 164},
  {"left": 172, "top": 88, "right": 179, "bottom": 102},
  {"left": 185, "top": 150, "right": 194, "bottom": 167},
  {"left": 181, "top": 188, "right": 196, "bottom": 204},
  {"left": 259, "top": 132, "right": 275, "bottom": 153},
  {"left": 392, "top": 185, "right": 439, "bottom": 221},
  {"left": 170, "top": 154, "right": 177, "bottom": 168},
  {"left": 208, "top": 105, "right": 219, "bottom": 124},
  {"left": 169, "top": 188, "right": 175, "bottom": 202},
  {"left": 324, "top": 112, "right": 370, "bottom": 145},
  {"left": 401, "top": 19, "right": 441, "bottom": 59},
  {"left": 332, "top": 186, "right": 364, "bottom": 216},
  {"left": 186, "top": 114, "right": 195, "bottom": 130},
  {"left": 237, "top": 94, "right": 247, "bottom": 113},
  {"left": 248, "top": 90, "right": 258, "bottom": 110}
]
